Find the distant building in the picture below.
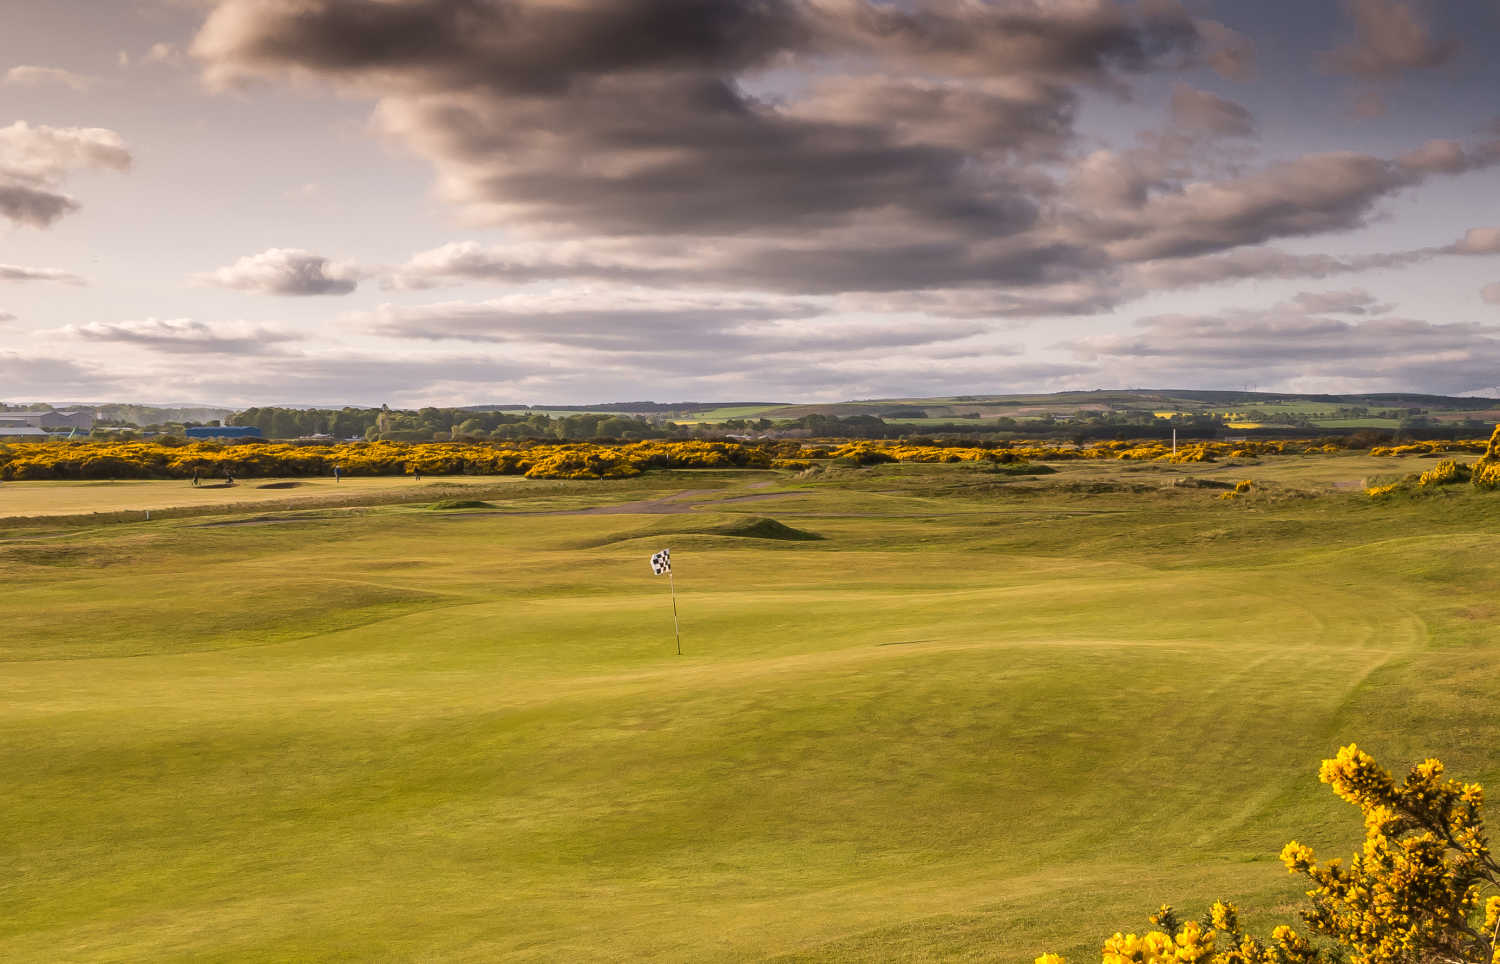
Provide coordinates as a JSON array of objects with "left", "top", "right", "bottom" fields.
[
  {"left": 184, "top": 426, "right": 264, "bottom": 440},
  {"left": 0, "top": 425, "right": 52, "bottom": 438},
  {"left": 0, "top": 409, "right": 94, "bottom": 432}
]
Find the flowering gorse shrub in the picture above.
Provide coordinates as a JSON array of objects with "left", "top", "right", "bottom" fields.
[
  {"left": 1405, "top": 425, "right": 1500, "bottom": 493},
  {"left": 1040, "top": 745, "right": 1500, "bottom": 964},
  {"left": 1418, "top": 459, "right": 1472, "bottom": 487},
  {"left": 0, "top": 439, "right": 788, "bottom": 481}
]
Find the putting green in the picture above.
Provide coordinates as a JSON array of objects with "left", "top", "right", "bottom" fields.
[{"left": 1, "top": 458, "right": 1497, "bottom": 960}]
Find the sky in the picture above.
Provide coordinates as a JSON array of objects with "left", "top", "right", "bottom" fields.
[{"left": 2, "top": 0, "right": 1500, "bottom": 407}]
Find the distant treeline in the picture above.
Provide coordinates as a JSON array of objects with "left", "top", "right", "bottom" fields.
[{"left": 217, "top": 405, "right": 1497, "bottom": 444}]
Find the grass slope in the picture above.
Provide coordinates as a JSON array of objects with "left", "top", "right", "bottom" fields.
[{"left": 1, "top": 459, "right": 1498, "bottom": 960}]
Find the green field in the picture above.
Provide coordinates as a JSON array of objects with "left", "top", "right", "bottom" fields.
[{"left": 3, "top": 455, "right": 1498, "bottom": 960}]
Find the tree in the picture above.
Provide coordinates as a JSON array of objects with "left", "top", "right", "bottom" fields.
[{"left": 1041, "top": 745, "right": 1500, "bottom": 964}]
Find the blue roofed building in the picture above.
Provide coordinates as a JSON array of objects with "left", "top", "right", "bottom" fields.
[{"left": 184, "top": 426, "right": 263, "bottom": 440}]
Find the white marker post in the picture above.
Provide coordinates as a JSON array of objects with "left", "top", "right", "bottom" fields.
[{"left": 650, "top": 548, "right": 680, "bottom": 655}]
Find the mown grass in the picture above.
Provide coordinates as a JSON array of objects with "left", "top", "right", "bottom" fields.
[{"left": 1, "top": 455, "right": 1498, "bottom": 960}]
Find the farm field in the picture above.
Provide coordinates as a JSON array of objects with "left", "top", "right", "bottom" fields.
[{"left": 2, "top": 454, "right": 1498, "bottom": 961}]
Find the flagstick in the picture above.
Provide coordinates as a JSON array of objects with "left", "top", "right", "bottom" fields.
[{"left": 668, "top": 568, "right": 681, "bottom": 656}]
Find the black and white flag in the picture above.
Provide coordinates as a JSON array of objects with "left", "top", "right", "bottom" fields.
[{"left": 650, "top": 548, "right": 671, "bottom": 575}]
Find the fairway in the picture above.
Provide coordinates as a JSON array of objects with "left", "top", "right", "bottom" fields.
[
  {"left": 3, "top": 459, "right": 1499, "bottom": 960},
  {"left": 0, "top": 475, "right": 514, "bottom": 518}
]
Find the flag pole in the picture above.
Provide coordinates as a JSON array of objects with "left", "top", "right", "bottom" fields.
[{"left": 669, "top": 567, "right": 681, "bottom": 656}]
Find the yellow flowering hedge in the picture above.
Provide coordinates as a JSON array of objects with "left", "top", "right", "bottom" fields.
[
  {"left": 1406, "top": 425, "right": 1500, "bottom": 492},
  {"left": 1040, "top": 744, "right": 1500, "bottom": 964},
  {"left": 0, "top": 439, "right": 792, "bottom": 481}
]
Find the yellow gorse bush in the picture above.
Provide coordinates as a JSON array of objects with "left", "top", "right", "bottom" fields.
[
  {"left": 1397, "top": 425, "right": 1500, "bottom": 493},
  {"left": 0, "top": 439, "right": 791, "bottom": 481},
  {"left": 1417, "top": 458, "right": 1471, "bottom": 486},
  {"left": 1041, "top": 745, "right": 1500, "bottom": 964}
]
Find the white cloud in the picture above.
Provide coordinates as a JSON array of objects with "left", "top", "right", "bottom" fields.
[
  {"left": 0, "top": 122, "right": 131, "bottom": 228},
  {"left": 0, "top": 263, "right": 85, "bottom": 285},
  {"left": 3, "top": 66, "right": 91, "bottom": 91},
  {"left": 197, "top": 248, "right": 362, "bottom": 296},
  {"left": 1449, "top": 228, "right": 1500, "bottom": 255}
]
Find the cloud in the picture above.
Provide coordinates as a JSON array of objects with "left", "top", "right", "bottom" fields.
[
  {"left": 144, "top": 42, "right": 183, "bottom": 66},
  {"left": 0, "top": 184, "right": 77, "bottom": 228},
  {"left": 389, "top": 233, "right": 1104, "bottom": 297},
  {"left": 0, "top": 263, "right": 85, "bottom": 284},
  {"left": 1483, "top": 284, "right": 1500, "bottom": 305},
  {"left": 1062, "top": 303, "right": 1500, "bottom": 395},
  {"left": 59, "top": 318, "right": 303, "bottom": 354},
  {"left": 359, "top": 289, "right": 823, "bottom": 347},
  {"left": 0, "top": 353, "right": 119, "bottom": 401},
  {"left": 190, "top": 0, "right": 1250, "bottom": 300},
  {"left": 1447, "top": 227, "right": 1500, "bottom": 255},
  {"left": 1324, "top": 0, "right": 1452, "bottom": 78},
  {"left": 0, "top": 122, "right": 131, "bottom": 228},
  {"left": 1133, "top": 247, "right": 1410, "bottom": 289},
  {"left": 0, "top": 311, "right": 15, "bottom": 323},
  {"left": 0, "top": 121, "right": 131, "bottom": 183},
  {"left": 1169, "top": 84, "right": 1254, "bottom": 136},
  {"left": 3, "top": 66, "right": 91, "bottom": 91},
  {"left": 1074, "top": 145, "right": 1500, "bottom": 263},
  {"left": 1289, "top": 289, "right": 1392, "bottom": 315},
  {"left": 198, "top": 248, "right": 362, "bottom": 295},
  {"left": 1133, "top": 222, "right": 1500, "bottom": 291}
]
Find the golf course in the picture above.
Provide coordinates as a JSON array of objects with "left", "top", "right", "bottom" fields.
[{"left": 3, "top": 451, "right": 1498, "bottom": 961}]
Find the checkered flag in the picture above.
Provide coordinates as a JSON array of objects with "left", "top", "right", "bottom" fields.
[{"left": 650, "top": 548, "right": 671, "bottom": 575}]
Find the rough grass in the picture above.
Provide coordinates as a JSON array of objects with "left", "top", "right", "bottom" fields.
[{"left": 2, "top": 456, "right": 1498, "bottom": 960}]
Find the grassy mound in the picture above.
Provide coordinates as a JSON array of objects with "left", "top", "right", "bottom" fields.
[
  {"left": 714, "top": 516, "right": 823, "bottom": 541},
  {"left": 428, "top": 499, "right": 497, "bottom": 510}
]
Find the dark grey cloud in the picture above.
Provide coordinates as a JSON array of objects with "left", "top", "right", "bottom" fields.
[
  {"left": 1133, "top": 222, "right": 1500, "bottom": 291},
  {"left": 390, "top": 234, "right": 1105, "bottom": 297},
  {"left": 1324, "top": 0, "right": 1452, "bottom": 78},
  {"left": 60, "top": 318, "right": 303, "bottom": 354},
  {"left": 1075, "top": 145, "right": 1500, "bottom": 262},
  {"left": 0, "top": 263, "right": 85, "bottom": 284},
  {"left": 198, "top": 248, "right": 362, "bottom": 295},
  {"left": 192, "top": 0, "right": 1247, "bottom": 296},
  {"left": 0, "top": 183, "right": 78, "bottom": 228},
  {"left": 195, "top": 0, "right": 1245, "bottom": 92},
  {"left": 183, "top": 0, "right": 1492, "bottom": 357},
  {"left": 1168, "top": 83, "right": 1254, "bottom": 136}
]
